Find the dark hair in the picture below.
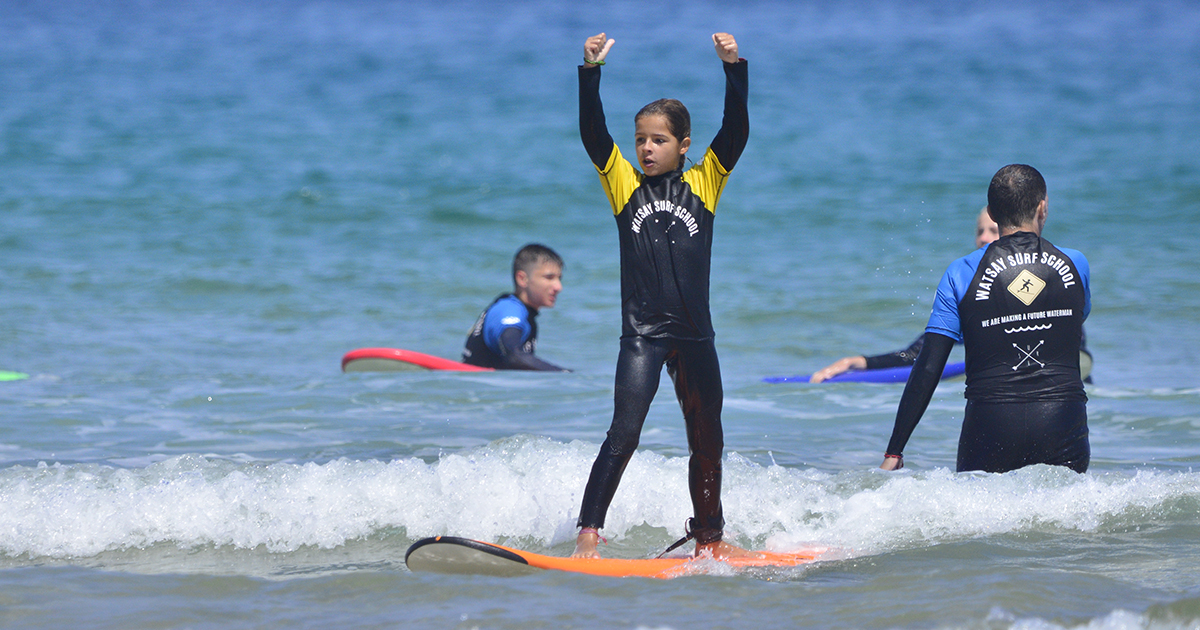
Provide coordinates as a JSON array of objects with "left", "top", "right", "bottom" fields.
[
  {"left": 987, "top": 164, "right": 1047, "bottom": 229},
  {"left": 635, "top": 99, "right": 691, "bottom": 169},
  {"left": 511, "top": 243, "right": 563, "bottom": 288}
]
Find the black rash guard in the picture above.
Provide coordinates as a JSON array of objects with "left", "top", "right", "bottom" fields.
[
  {"left": 575, "top": 59, "right": 748, "bottom": 543},
  {"left": 957, "top": 233, "right": 1088, "bottom": 403},
  {"left": 863, "top": 329, "right": 1091, "bottom": 381},
  {"left": 885, "top": 232, "right": 1092, "bottom": 473}
]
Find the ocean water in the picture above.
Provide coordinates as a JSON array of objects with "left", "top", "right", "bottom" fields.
[{"left": 2, "top": 0, "right": 1199, "bottom": 628}]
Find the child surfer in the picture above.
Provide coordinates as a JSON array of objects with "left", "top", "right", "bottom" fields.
[
  {"left": 462, "top": 244, "right": 569, "bottom": 371},
  {"left": 571, "top": 31, "right": 755, "bottom": 560}
]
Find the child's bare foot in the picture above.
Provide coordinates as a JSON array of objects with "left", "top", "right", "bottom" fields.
[
  {"left": 696, "top": 540, "right": 764, "bottom": 560},
  {"left": 570, "top": 530, "right": 602, "bottom": 559}
]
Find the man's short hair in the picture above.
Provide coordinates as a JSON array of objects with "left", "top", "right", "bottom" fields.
[
  {"left": 987, "top": 164, "right": 1047, "bottom": 229},
  {"left": 512, "top": 243, "right": 563, "bottom": 287}
]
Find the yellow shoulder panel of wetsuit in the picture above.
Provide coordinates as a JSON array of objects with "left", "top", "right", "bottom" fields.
[
  {"left": 595, "top": 144, "right": 642, "bottom": 216},
  {"left": 681, "top": 147, "right": 731, "bottom": 215}
]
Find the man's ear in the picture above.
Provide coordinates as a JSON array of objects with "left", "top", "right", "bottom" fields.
[
  {"left": 515, "top": 269, "right": 529, "bottom": 290},
  {"left": 1034, "top": 198, "right": 1049, "bottom": 234}
]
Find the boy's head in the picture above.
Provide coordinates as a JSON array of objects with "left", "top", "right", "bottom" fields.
[
  {"left": 975, "top": 207, "right": 1000, "bottom": 248},
  {"left": 512, "top": 244, "right": 564, "bottom": 310}
]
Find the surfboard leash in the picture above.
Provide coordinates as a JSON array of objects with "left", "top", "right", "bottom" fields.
[{"left": 656, "top": 519, "right": 696, "bottom": 558}]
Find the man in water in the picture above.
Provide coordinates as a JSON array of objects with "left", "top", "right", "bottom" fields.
[
  {"left": 462, "top": 243, "right": 569, "bottom": 371},
  {"left": 811, "top": 207, "right": 1091, "bottom": 383},
  {"left": 880, "top": 165, "right": 1091, "bottom": 473}
]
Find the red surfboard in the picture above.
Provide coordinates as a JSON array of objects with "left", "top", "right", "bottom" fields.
[{"left": 341, "top": 348, "right": 494, "bottom": 373}]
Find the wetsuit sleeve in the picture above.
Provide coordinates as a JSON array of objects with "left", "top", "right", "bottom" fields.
[
  {"left": 496, "top": 328, "right": 570, "bottom": 372},
  {"left": 579, "top": 65, "right": 614, "bottom": 169},
  {"left": 579, "top": 65, "right": 641, "bottom": 215},
  {"left": 707, "top": 60, "right": 749, "bottom": 172},
  {"left": 864, "top": 334, "right": 926, "bottom": 370},
  {"left": 884, "top": 332, "right": 955, "bottom": 456},
  {"left": 482, "top": 299, "right": 531, "bottom": 351},
  {"left": 682, "top": 60, "right": 749, "bottom": 214},
  {"left": 925, "top": 251, "right": 983, "bottom": 342}
]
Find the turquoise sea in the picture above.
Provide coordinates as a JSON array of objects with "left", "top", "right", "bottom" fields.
[{"left": 2, "top": 1, "right": 1199, "bottom": 628}]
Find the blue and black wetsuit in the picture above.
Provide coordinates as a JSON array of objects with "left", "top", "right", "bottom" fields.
[
  {"left": 575, "top": 58, "right": 748, "bottom": 544},
  {"left": 884, "top": 232, "right": 1091, "bottom": 473},
  {"left": 462, "top": 294, "right": 567, "bottom": 371}
]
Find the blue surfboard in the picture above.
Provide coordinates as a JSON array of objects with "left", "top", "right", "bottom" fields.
[{"left": 763, "top": 362, "right": 966, "bottom": 384}]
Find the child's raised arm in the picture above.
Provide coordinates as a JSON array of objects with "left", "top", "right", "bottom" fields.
[
  {"left": 712, "top": 33, "right": 739, "bottom": 64},
  {"left": 579, "top": 33, "right": 616, "bottom": 169},
  {"left": 584, "top": 33, "right": 615, "bottom": 65}
]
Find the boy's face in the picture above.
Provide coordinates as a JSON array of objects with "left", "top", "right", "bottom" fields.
[{"left": 516, "top": 261, "right": 563, "bottom": 310}]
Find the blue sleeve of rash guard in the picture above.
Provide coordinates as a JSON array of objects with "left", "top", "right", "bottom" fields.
[
  {"left": 925, "top": 248, "right": 986, "bottom": 342},
  {"left": 481, "top": 298, "right": 531, "bottom": 354}
]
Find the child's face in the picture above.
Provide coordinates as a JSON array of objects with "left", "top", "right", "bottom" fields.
[
  {"left": 516, "top": 261, "right": 563, "bottom": 310},
  {"left": 635, "top": 114, "right": 690, "bottom": 177},
  {"left": 976, "top": 209, "right": 1000, "bottom": 248}
]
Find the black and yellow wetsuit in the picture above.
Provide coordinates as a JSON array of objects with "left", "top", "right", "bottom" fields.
[{"left": 575, "top": 59, "right": 748, "bottom": 544}]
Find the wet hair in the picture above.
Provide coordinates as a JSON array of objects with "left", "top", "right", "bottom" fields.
[
  {"left": 635, "top": 99, "right": 691, "bottom": 169},
  {"left": 511, "top": 243, "right": 563, "bottom": 288},
  {"left": 986, "top": 164, "right": 1047, "bottom": 230}
]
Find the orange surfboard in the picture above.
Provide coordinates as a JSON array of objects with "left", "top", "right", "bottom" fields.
[{"left": 405, "top": 536, "right": 823, "bottom": 579}]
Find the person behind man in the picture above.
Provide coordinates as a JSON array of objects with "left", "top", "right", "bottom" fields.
[
  {"left": 810, "top": 208, "right": 999, "bottom": 383},
  {"left": 462, "top": 244, "right": 569, "bottom": 371},
  {"left": 879, "top": 165, "right": 1091, "bottom": 473}
]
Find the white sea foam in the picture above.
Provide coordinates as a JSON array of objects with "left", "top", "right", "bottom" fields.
[{"left": 2, "top": 436, "right": 1198, "bottom": 560}]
